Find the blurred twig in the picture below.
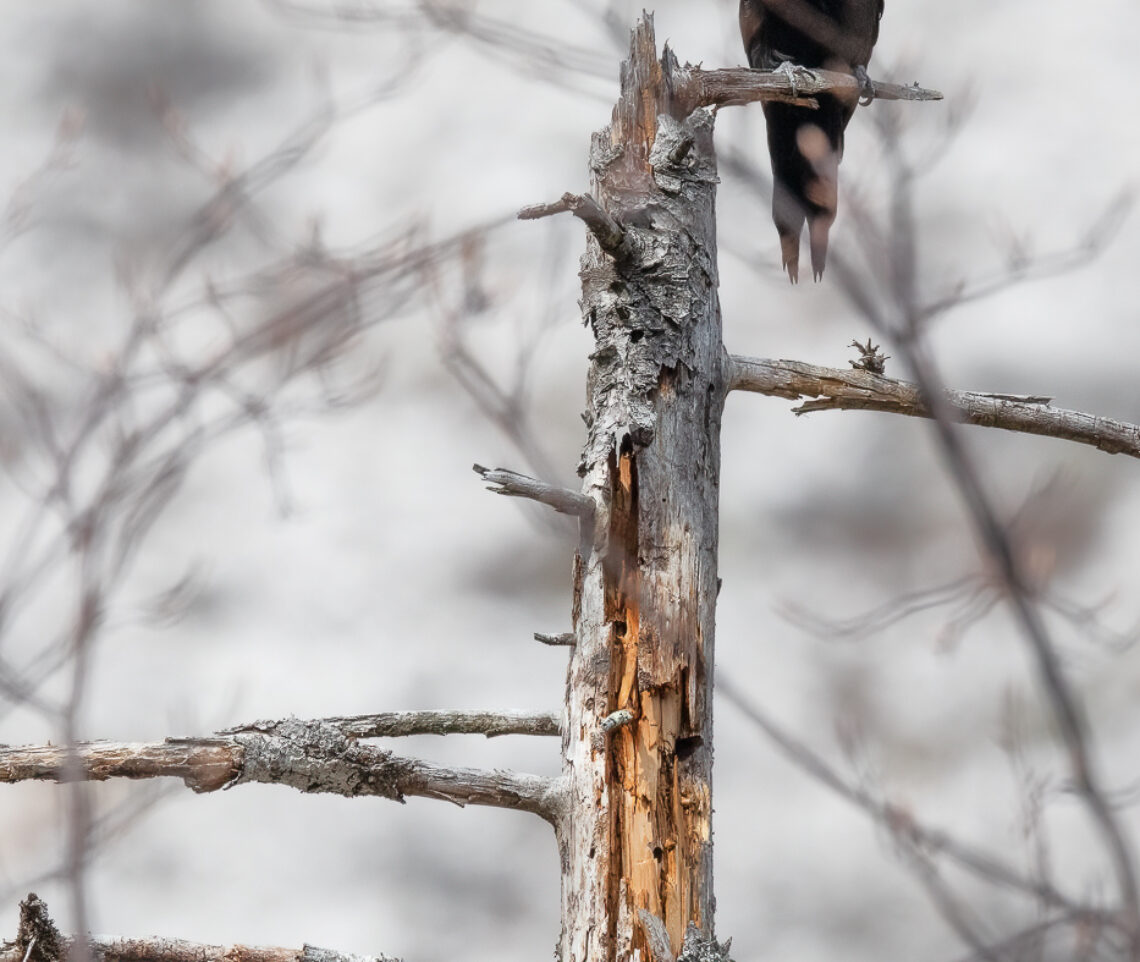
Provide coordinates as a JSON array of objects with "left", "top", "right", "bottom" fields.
[
  {"left": 822, "top": 92, "right": 1140, "bottom": 943},
  {"left": 719, "top": 677, "right": 1110, "bottom": 926}
]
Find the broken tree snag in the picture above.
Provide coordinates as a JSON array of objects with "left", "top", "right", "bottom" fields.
[{"left": 558, "top": 14, "right": 723, "bottom": 962}]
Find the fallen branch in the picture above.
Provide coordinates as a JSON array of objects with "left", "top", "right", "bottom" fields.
[
  {"left": 2, "top": 893, "right": 401, "bottom": 962},
  {"left": 727, "top": 356, "right": 1140, "bottom": 460},
  {"left": 0, "top": 718, "right": 563, "bottom": 822}
]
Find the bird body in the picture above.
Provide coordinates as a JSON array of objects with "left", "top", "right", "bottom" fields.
[{"left": 739, "top": 0, "right": 883, "bottom": 281}]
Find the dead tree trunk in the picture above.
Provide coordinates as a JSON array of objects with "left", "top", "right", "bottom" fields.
[{"left": 558, "top": 17, "right": 727, "bottom": 962}]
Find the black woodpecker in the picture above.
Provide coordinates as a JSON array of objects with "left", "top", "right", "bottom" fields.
[{"left": 739, "top": 0, "right": 883, "bottom": 281}]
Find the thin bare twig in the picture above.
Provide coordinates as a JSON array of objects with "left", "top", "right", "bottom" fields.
[
  {"left": 903, "top": 848, "right": 1001, "bottom": 962},
  {"left": 821, "top": 91, "right": 1140, "bottom": 942},
  {"left": 941, "top": 914, "right": 1089, "bottom": 962},
  {"left": 718, "top": 677, "right": 1113, "bottom": 926},
  {"left": 428, "top": 229, "right": 568, "bottom": 489}
]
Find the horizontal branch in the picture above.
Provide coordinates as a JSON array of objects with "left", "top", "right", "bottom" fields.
[
  {"left": 727, "top": 355, "right": 1140, "bottom": 460},
  {"left": 686, "top": 66, "right": 943, "bottom": 110},
  {"left": 293, "top": 708, "right": 561, "bottom": 738},
  {"left": 0, "top": 718, "right": 563, "bottom": 822},
  {"left": 4, "top": 894, "right": 402, "bottom": 962},
  {"left": 473, "top": 463, "right": 596, "bottom": 520},
  {"left": 518, "top": 191, "right": 626, "bottom": 253}
]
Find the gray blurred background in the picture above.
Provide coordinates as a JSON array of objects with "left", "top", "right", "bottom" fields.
[{"left": 2, "top": 1, "right": 1140, "bottom": 960}]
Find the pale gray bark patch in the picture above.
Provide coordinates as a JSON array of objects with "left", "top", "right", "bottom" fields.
[
  {"left": 579, "top": 105, "right": 721, "bottom": 473},
  {"left": 229, "top": 718, "right": 412, "bottom": 798},
  {"left": 678, "top": 925, "right": 734, "bottom": 962}
]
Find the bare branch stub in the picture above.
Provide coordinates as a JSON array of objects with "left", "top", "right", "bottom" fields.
[
  {"left": 518, "top": 192, "right": 626, "bottom": 254},
  {"left": 534, "top": 631, "right": 576, "bottom": 647},
  {"left": 473, "top": 463, "right": 596, "bottom": 520}
]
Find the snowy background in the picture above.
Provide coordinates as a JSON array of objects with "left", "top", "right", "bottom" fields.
[{"left": 2, "top": 1, "right": 1140, "bottom": 960}]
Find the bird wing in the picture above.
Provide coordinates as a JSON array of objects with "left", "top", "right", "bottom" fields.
[
  {"left": 840, "top": 0, "right": 884, "bottom": 66},
  {"left": 739, "top": 0, "right": 769, "bottom": 68},
  {"left": 740, "top": 0, "right": 883, "bottom": 71}
]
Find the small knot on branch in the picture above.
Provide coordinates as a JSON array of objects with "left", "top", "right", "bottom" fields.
[{"left": 849, "top": 338, "right": 890, "bottom": 375}]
